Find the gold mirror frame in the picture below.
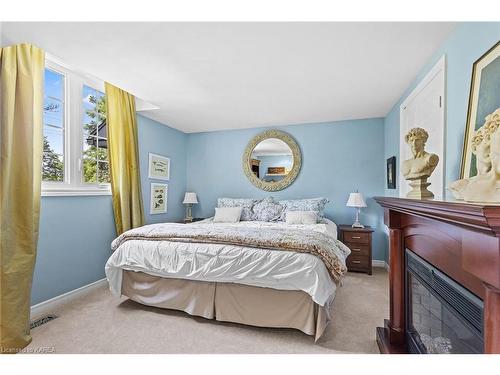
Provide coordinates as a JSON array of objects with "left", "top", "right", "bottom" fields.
[{"left": 242, "top": 130, "right": 302, "bottom": 191}]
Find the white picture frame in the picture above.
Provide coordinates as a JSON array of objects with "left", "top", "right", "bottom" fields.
[
  {"left": 150, "top": 183, "right": 168, "bottom": 214},
  {"left": 148, "top": 153, "right": 170, "bottom": 181}
]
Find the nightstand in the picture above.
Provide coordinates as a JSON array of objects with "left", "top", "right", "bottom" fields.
[{"left": 338, "top": 225, "right": 374, "bottom": 275}]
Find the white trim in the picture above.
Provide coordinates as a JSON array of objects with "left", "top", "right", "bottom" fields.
[
  {"left": 136, "top": 97, "right": 160, "bottom": 112},
  {"left": 399, "top": 55, "right": 446, "bottom": 199},
  {"left": 400, "top": 56, "right": 446, "bottom": 111},
  {"left": 372, "top": 260, "right": 389, "bottom": 271},
  {"left": 42, "top": 188, "right": 111, "bottom": 197},
  {"left": 30, "top": 278, "right": 108, "bottom": 319},
  {"left": 43, "top": 61, "right": 71, "bottom": 189}
]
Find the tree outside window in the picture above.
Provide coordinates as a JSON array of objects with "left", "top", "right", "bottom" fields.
[{"left": 82, "top": 87, "right": 110, "bottom": 184}]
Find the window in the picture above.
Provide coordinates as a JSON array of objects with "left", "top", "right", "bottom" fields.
[{"left": 42, "top": 57, "right": 110, "bottom": 196}]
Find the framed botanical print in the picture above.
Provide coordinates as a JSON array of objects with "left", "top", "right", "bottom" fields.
[
  {"left": 148, "top": 153, "right": 170, "bottom": 180},
  {"left": 387, "top": 156, "right": 396, "bottom": 189},
  {"left": 150, "top": 183, "right": 168, "bottom": 214},
  {"left": 460, "top": 41, "right": 500, "bottom": 179}
]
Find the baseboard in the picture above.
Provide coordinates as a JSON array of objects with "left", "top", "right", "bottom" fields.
[
  {"left": 31, "top": 278, "right": 108, "bottom": 319},
  {"left": 372, "top": 260, "right": 389, "bottom": 271}
]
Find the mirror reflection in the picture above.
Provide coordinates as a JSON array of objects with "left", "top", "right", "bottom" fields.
[{"left": 250, "top": 138, "right": 294, "bottom": 183}]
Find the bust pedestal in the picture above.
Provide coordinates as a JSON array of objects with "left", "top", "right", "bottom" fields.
[{"left": 406, "top": 177, "right": 434, "bottom": 199}]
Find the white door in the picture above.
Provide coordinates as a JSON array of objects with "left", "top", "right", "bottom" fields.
[{"left": 399, "top": 56, "right": 445, "bottom": 199}]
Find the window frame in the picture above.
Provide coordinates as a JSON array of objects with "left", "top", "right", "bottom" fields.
[
  {"left": 42, "top": 56, "right": 111, "bottom": 197},
  {"left": 42, "top": 60, "right": 69, "bottom": 189}
]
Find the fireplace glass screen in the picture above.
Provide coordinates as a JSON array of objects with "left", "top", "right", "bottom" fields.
[{"left": 406, "top": 251, "right": 484, "bottom": 354}]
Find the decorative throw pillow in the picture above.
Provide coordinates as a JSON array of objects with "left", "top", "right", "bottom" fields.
[
  {"left": 285, "top": 211, "right": 318, "bottom": 225},
  {"left": 217, "top": 198, "right": 256, "bottom": 221},
  {"left": 213, "top": 207, "right": 243, "bottom": 223},
  {"left": 252, "top": 197, "right": 283, "bottom": 222},
  {"left": 278, "top": 198, "right": 329, "bottom": 221}
]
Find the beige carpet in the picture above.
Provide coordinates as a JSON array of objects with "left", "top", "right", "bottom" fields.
[{"left": 26, "top": 268, "right": 388, "bottom": 354}]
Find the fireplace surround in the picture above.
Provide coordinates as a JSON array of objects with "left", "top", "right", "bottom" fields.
[{"left": 374, "top": 197, "right": 500, "bottom": 354}]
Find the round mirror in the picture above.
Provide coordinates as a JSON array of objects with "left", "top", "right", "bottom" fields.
[{"left": 242, "top": 130, "right": 301, "bottom": 191}]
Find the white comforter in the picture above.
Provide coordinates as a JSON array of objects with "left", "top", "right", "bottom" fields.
[{"left": 105, "top": 219, "right": 340, "bottom": 306}]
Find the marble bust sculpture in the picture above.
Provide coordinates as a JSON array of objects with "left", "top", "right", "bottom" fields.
[
  {"left": 401, "top": 127, "right": 439, "bottom": 199},
  {"left": 449, "top": 108, "right": 500, "bottom": 202}
]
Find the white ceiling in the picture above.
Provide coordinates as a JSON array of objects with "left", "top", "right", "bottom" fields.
[
  {"left": 252, "top": 138, "right": 292, "bottom": 157},
  {"left": 1, "top": 22, "right": 456, "bottom": 133}
]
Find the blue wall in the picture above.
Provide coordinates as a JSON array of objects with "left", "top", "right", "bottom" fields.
[
  {"left": 384, "top": 22, "right": 500, "bottom": 198},
  {"left": 31, "top": 115, "right": 187, "bottom": 305},
  {"left": 186, "top": 118, "right": 387, "bottom": 261},
  {"left": 32, "top": 196, "right": 116, "bottom": 305},
  {"left": 137, "top": 115, "right": 187, "bottom": 223}
]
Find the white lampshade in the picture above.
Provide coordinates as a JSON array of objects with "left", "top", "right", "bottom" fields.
[
  {"left": 346, "top": 192, "right": 367, "bottom": 208},
  {"left": 182, "top": 192, "right": 198, "bottom": 205}
]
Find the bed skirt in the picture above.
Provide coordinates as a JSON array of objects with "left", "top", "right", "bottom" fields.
[{"left": 121, "top": 270, "right": 332, "bottom": 341}]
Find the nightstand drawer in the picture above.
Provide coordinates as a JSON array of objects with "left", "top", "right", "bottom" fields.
[
  {"left": 346, "top": 254, "right": 369, "bottom": 269},
  {"left": 345, "top": 243, "right": 370, "bottom": 257},
  {"left": 343, "top": 231, "right": 370, "bottom": 244}
]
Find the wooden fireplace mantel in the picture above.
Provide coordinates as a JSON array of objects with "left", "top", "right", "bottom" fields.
[{"left": 374, "top": 197, "right": 500, "bottom": 354}]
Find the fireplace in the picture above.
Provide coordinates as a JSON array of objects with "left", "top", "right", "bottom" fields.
[
  {"left": 406, "top": 250, "right": 484, "bottom": 353},
  {"left": 374, "top": 197, "right": 500, "bottom": 353}
]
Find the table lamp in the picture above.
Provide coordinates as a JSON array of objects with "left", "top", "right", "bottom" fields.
[
  {"left": 346, "top": 191, "right": 367, "bottom": 228},
  {"left": 182, "top": 192, "right": 198, "bottom": 222}
]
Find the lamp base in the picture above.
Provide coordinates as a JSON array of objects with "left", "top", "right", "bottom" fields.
[
  {"left": 351, "top": 207, "right": 364, "bottom": 228},
  {"left": 185, "top": 204, "right": 193, "bottom": 222}
]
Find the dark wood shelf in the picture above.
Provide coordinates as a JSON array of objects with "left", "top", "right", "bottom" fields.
[{"left": 374, "top": 196, "right": 500, "bottom": 237}]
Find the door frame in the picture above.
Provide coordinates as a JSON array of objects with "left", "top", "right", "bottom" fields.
[{"left": 399, "top": 55, "right": 446, "bottom": 199}]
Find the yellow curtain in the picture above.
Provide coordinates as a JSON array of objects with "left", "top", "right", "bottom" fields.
[
  {"left": 105, "top": 82, "right": 145, "bottom": 235},
  {"left": 0, "top": 44, "right": 45, "bottom": 352}
]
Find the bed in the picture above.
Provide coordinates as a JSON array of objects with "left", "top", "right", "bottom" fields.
[{"left": 105, "top": 218, "right": 350, "bottom": 340}]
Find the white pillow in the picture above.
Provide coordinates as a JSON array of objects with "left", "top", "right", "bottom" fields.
[
  {"left": 285, "top": 211, "right": 318, "bottom": 225},
  {"left": 213, "top": 207, "right": 243, "bottom": 223}
]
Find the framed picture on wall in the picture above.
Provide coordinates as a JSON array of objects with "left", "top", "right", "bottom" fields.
[
  {"left": 460, "top": 41, "right": 500, "bottom": 179},
  {"left": 387, "top": 156, "right": 396, "bottom": 189},
  {"left": 148, "top": 153, "right": 170, "bottom": 180},
  {"left": 150, "top": 183, "right": 168, "bottom": 214}
]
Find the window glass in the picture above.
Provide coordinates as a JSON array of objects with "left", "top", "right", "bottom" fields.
[
  {"left": 42, "top": 68, "right": 65, "bottom": 182},
  {"left": 82, "top": 86, "right": 109, "bottom": 184}
]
